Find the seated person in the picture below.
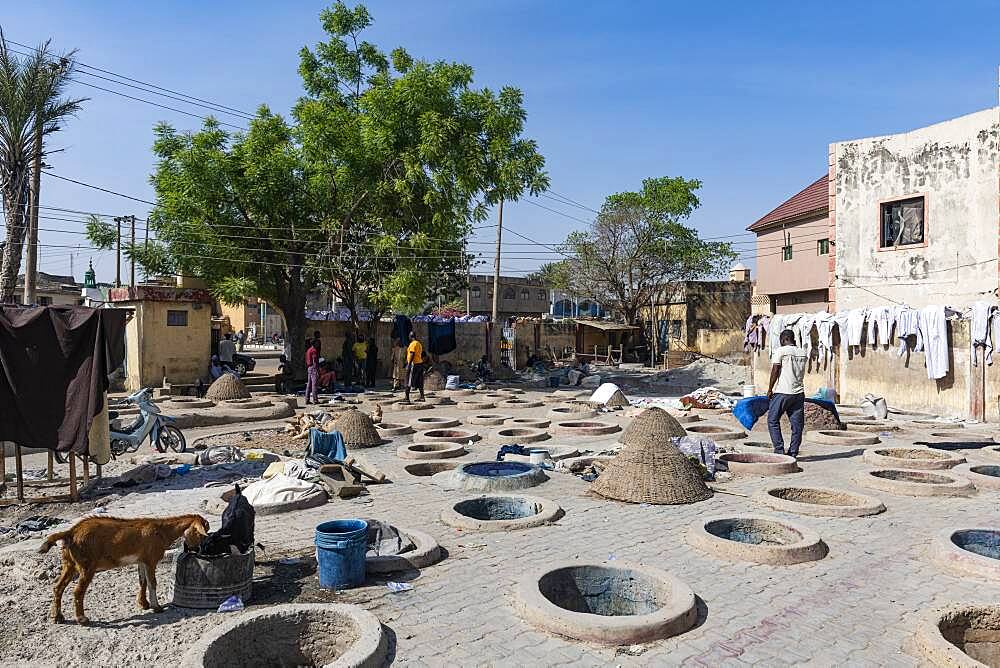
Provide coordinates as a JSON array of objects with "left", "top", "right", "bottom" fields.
[
  {"left": 275, "top": 354, "right": 294, "bottom": 393},
  {"left": 474, "top": 355, "right": 493, "bottom": 381},
  {"left": 318, "top": 360, "right": 337, "bottom": 392},
  {"left": 209, "top": 355, "right": 224, "bottom": 381}
]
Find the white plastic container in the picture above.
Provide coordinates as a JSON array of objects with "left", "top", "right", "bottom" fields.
[
  {"left": 742, "top": 384, "right": 755, "bottom": 398},
  {"left": 528, "top": 449, "right": 549, "bottom": 465}
]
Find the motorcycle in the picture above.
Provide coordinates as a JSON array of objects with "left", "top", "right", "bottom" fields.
[{"left": 106, "top": 387, "right": 187, "bottom": 457}]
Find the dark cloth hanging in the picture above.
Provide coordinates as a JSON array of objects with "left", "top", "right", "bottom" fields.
[
  {"left": 392, "top": 315, "right": 412, "bottom": 344},
  {"left": 0, "top": 305, "right": 127, "bottom": 455},
  {"left": 428, "top": 318, "right": 457, "bottom": 355}
]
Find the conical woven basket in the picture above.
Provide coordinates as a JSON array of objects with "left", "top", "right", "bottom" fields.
[
  {"left": 591, "top": 433, "right": 712, "bottom": 505},
  {"left": 205, "top": 374, "right": 251, "bottom": 401},
  {"left": 332, "top": 408, "right": 384, "bottom": 448},
  {"left": 594, "top": 389, "right": 629, "bottom": 409},
  {"left": 621, "top": 407, "right": 686, "bottom": 441}
]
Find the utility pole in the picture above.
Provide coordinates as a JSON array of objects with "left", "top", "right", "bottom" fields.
[
  {"left": 22, "top": 112, "right": 43, "bottom": 305},
  {"left": 466, "top": 261, "right": 471, "bottom": 314},
  {"left": 490, "top": 200, "right": 504, "bottom": 363},
  {"left": 129, "top": 215, "right": 136, "bottom": 286},
  {"left": 114, "top": 216, "right": 122, "bottom": 288}
]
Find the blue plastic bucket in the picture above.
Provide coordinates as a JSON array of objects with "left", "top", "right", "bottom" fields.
[{"left": 315, "top": 519, "right": 368, "bottom": 589}]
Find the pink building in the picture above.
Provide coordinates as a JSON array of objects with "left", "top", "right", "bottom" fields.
[{"left": 747, "top": 175, "right": 832, "bottom": 314}]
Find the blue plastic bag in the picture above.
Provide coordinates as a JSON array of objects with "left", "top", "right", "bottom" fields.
[{"left": 733, "top": 396, "right": 769, "bottom": 430}]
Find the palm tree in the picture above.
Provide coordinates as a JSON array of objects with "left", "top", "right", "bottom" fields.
[{"left": 0, "top": 31, "right": 84, "bottom": 302}]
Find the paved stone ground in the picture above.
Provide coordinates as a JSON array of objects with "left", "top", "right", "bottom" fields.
[{"left": 2, "top": 390, "right": 999, "bottom": 666}]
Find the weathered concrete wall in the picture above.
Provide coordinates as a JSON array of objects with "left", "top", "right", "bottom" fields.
[
  {"left": 772, "top": 289, "right": 830, "bottom": 315},
  {"left": 696, "top": 328, "right": 745, "bottom": 359},
  {"left": 755, "top": 214, "right": 831, "bottom": 309},
  {"left": 125, "top": 300, "right": 212, "bottom": 389},
  {"left": 833, "top": 107, "right": 999, "bottom": 310}
]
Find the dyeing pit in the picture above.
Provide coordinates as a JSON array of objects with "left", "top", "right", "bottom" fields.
[
  {"left": 493, "top": 427, "right": 551, "bottom": 444},
  {"left": 365, "top": 524, "right": 443, "bottom": 574},
  {"left": 551, "top": 421, "right": 621, "bottom": 437},
  {"left": 960, "top": 464, "right": 1000, "bottom": 491},
  {"left": 753, "top": 486, "right": 886, "bottom": 517},
  {"left": 469, "top": 414, "right": 513, "bottom": 426},
  {"left": 864, "top": 448, "right": 965, "bottom": 470},
  {"left": 444, "top": 461, "right": 549, "bottom": 491},
  {"left": 165, "top": 398, "right": 215, "bottom": 409},
  {"left": 419, "top": 428, "right": 480, "bottom": 443},
  {"left": 738, "top": 440, "right": 773, "bottom": 451},
  {"left": 221, "top": 399, "right": 271, "bottom": 410},
  {"left": 933, "top": 529, "right": 1000, "bottom": 581},
  {"left": 685, "top": 425, "right": 747, "bottom": 441},
  {"left": 717, "top": 453, "right": 799, "bottom": 476},
  {"left": 388, "top": 400, "right": 432, "bottom": 411},
  {"left": 915, "top": 605, "right": 1000, "bottom": 668},
  {"left": 514, "top": 562, "right": 697, "bottom": 645},
  {"left": 510, "top": 417, "right": 551, "bottom": 428},
  {"left": 500, "top": 398, "right": 544, "bottom": 409},
  {"left": 375, "top": 422, "right": 413, "bottom": 436},
  {"left": 457, "top": 400, "right": 496, "bottom": 410},
  {"left": 806, "top": 430, "right": 881, "bottom": 446},
  {"left": 669, "top": 413, "right": 702, "bottom": 425},
  {"left": 856, "top": 469, "right": 975, "bottom": 497},
  {"left": 179, "top": 603, "right": 387, "bottom": 668},
  {"left": 547, "top": 406, "right": 598, "bottom": 420},
  {"left": 412, "top": 416, "right": 461, "bottom": 430},
  {"left": 687, "top": 516, "right": 828, "bottom": 564},
  {"left": 912, "top": 421, "right": 965, "bottom": 430},
  {"left": 403, "top": 461, "right": 459, "bottom": 477},
  {"left": 925, "top": 433, "right": 997, "bottom": 451},
  {"left": 396, "top": 442, "right": 466, "bottom": 460},
  {"left": 440, "top": 493, "right": 562, "bottom": 531}
]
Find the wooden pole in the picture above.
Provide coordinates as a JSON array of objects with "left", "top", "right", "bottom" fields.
[
  {"left": 490, "top": 200, "right": 503, "bottom": 364},
  {"left": 68, "top": 454, "right": 78, "bottom": 502},
  {"left": 82, "top": 454, "right": 90, "bottom": 485},
  {"left": 22, "top": 118, "right": 42, "bottom": 305},
  {"left": 47, "top": 451, "right": 53, "bottom": 481},
  {"left": 14, "top": 445, "right": 24, "bottom": 502},
  {"left": 0, "top": 443, "right": 6, "bottom": 493},
  {"left": 115, "top": 217, "right": 122, "bottom": 288},
  {"left": 130, "top": 215, "right": 136, "bottom": 287}
]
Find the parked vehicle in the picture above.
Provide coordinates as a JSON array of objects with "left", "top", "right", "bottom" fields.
[
  {"left": 231, "top": 352, "right": 256, "bottom": 376},
  {"left": 108, "top": 388, "right": 186, "bottom": 457}
]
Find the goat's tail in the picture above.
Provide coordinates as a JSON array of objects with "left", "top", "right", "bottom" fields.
[{"left": 37, "top": 530, "right": 70, "bottom": 554}]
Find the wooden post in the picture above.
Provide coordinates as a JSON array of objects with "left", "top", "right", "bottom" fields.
[
  {"left": 68, "top": 454, "right": 78, "bottom": 502},
  {"left": 47, "top": 451, "right": 54, "bottom": 481},
  {"left": 490, "top": 199, "right": 504, "bottom": 364},
  {"left": 81, "top": 454, "right": 90, "bottom": 485},
  {"left": 14, "top": 445, "right": 24, "bottom": 502},
  {"left": 0, "top": 443, "right": 6, "bottom": 493}
]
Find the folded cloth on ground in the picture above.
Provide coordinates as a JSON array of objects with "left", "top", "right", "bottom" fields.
[
  {"left": 672, "top": 436, "right": 717, "bottom": 475},
  {"left": 307, "top": 428, "right": 347, "bottom": 461},
  {"left": 196, "top": 445, "right": 245, "bottom": 466},
  {"left": 241, "top": 474, "right": 326, "bottom": 507}
]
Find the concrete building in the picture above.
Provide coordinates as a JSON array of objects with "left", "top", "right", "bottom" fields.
[
  {"left": 13, "top": 272, "right": 84, "bottom": 306},
  {"left": 466, "top": 274, "right": 550, "bottom": 320},
  {"left": 830, "top": 106, "right": 999, "bottom": 311},
  {"left": 109, "top": 285, "right": 213, "bottom": 390},
  {"left": 747, "top": 175, "right": 832, "bottom": 314}
]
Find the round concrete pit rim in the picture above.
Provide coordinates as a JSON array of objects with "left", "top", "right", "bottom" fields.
[
  {"left": 736, "top": 441, "right": 775, "bottom": 453},
  {"left": 509, "top": 418, "right": 551, "bottom": 428},
  {"left": 403, "top": 461, "right": 460, "bottom": 477},
  {"left": 985, "top": 446, "right": 1000, "bottom": 459},
  {"left": 389, "top": 400, "right": 434, "bottom": 412},
  {"left": 687, "top": 515, "right": 828, "bottom": 565},
  {"left": 499, "top": 399, "right": 544, "bottom": 409},
  {"left": 846, "top": 420, "right": 903, "bottom": 433},
  {"left": 551, "top": 420, "right": 622, "bottom": 436},
  {"left": 513, "top": 561, "right": 698, "bottom": 646},
  {"left": 366, "top": 525, "right": 443, "bottom": 574},
  {"left": 396, "top": 442, "right": 467, "bottom": 460},
  {"left": 493, "top": 427, "right": 551, "bottom": 444},
  {"left": 444, "top": 461, "right": 550, "bottom": 492},
  {"left": 685, "top": 424, "right": 746, "bottom": 441},
  {"left": 456, "top": 401, "right": 497, "bottom": 410},
  {"left": 717, "top": 452, "right": 799, "bottom": 476},
  {"left": 547, "top": 406, "right": 598, "bottom": 420},
  {"left": 955, "top": 463, "right": 1000, "bottom": 491},
  {"left": 419, "top": 428, "right": 480, "bottom": 444},
  {"left": 411, "top": 416, "right": 461, "bottom": 430},
  {"left": 179, "top": 603, "right": 386, "bottom": 668},
  {"left": 930, "top": 528, "right": 1000, "bottom": 582},
  {"left": 806, "top": 430, "right": 881, "bottom": 446},
  {"left": 375, "top": 422, "right": 414, "bottom": 436},
  {"left": 914, "top": 604, "right": 1000, "bottom": 668},
  {"left": 468, "top": 413, "right": 513, "bottom": 426},
  {"left": 221, "top": 399, "right": 272, "bottom": 410},
  {"left": 497, "top": 387, "right": 526, "bottom": 395},
  {"left": 505, "top": 445, "right": 580, "bottom": 464},
  {"left": 165, "top": 398, "right": 215, "bottom": 409},
  {"left": 928, "top": 431, "right": 997, "bottom": 442},
  {"left": 752, "top": 486, "right": 886, "bottom": 517},
  {"left": 669, "top": 413, "right": 703, "bottom": 424},
  {"left": 440, "top": 493, "right": 562, "bottom": 531},
  {"left": 855, "top": 468, "right": 976, "bottom": 497},
  {"left": 864, "top": 448, "right": 966, "bottom": 470},
  {"left": 910, "top": 420, "right": 965, "bottom": 430}
]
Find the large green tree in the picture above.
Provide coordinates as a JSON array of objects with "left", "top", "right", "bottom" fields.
[
  {"left": 0, "top": 34, "right": 83, "bottom": 302},
  {"left": 88, "top": 2, "right": 547, "bottom": 373},
  {"left": 556, "top": 176, "right": 736, "bottom": 326}
]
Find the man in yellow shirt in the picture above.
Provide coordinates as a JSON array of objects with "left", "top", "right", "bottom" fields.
[
  {"left": 352, "top": 338, "right": 368, "bottom": 384},
  {"left": 404, "top": 331, "right": 425, "bottom": 402}
]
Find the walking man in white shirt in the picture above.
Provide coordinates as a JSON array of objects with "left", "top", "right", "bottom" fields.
[
  {"left": 767, "top": 329, "right": 807, "bottom": 458},
  {"left": 218, "top": 333, "right": 236, "bottom": 371}
]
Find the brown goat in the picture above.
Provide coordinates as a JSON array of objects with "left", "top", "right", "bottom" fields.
[{"left": 38, "top": 514, "right": 209, "bottom": 624}]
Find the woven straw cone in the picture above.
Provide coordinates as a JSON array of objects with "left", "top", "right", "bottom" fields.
[
  {"left": 332, "top": 408, "right": 384, "bottom": 448},
  {"left": 205, "top": 374, "right": 251, "bottom": 401},
  {"left": 592, "top": 389, "right": 629, "bottom": 409},
  {"left": 621, "top": 407, "right": 686, "bottom": 441},
  {"left": 592, "top": 433, "right": 712, "bottom": 505}
]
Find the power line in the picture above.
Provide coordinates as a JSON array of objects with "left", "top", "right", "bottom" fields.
[{"left": 42, "top": 170, "right": 158, "bottom": 205}]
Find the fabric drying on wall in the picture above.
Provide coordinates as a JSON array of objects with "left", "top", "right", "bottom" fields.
[
  {"left": 893, "top": 306, "right": 922, "bottom": 356},
  {"left": 392, "top": 315, "right": 412, "bottom": 344},
  {"left": 970, "top": 301, "right": 996, "bottom": 366},
  {"left": 867, "top": 306, "right": 893, "bottom": 347},
  {"left": 0, "top": 306, "right": 126, "bottom": 455},
  {"left": 428, "top": 318, "right": 457, "bottom": 355},
  {"left": 919, "top": 305, "right": 949, "bottom": 380}
]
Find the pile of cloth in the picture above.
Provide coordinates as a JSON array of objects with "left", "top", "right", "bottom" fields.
[{"left": 679, "top": 387, "right": 736, "bottom": 410}]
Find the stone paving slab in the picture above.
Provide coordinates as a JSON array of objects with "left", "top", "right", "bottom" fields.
[{"left": 9, "top": 394, "right": 1000, "bottom": 666}]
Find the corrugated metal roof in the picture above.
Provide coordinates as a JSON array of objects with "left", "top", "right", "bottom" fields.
[{"left": 747, "top": 175, "right": 828, "bottom": 232}]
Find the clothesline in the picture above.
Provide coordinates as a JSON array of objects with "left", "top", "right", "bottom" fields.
[{"left": 744, "top": 301, "right": 997, "bottom": 381}]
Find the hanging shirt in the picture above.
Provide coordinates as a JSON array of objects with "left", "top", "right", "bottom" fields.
[
  {"left": 970, "top": 301, "right": 996, "bottom": 366},
  {"left": 918, "top": 305, "right": 949, "bottom": 380},
  {"left": 814, "top": 312, "right": 836, "bottom": 362},
  {"left": 845, "top": 308, "right": 868, "bottom": 350},
  {"left": 867, "top": 306, "right": 893, "bottom": 347},
  {"left": 428, "top": 318, "right": 457, "bottom": 355},
  {"left": 893, "top": 306, "right": 922, "bottom": 356}
]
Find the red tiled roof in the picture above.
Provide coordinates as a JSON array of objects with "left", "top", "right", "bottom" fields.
[{"left": 747, "top": 174, "right": 828, "bottom": 232}]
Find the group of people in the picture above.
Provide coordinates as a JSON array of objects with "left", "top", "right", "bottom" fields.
[{"left": 303, "top": 330, "right": 382, "bottom": 404}]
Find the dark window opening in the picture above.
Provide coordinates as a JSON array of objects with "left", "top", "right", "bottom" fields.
[
  {"left": 37, "top": 296, "right": 51, "bottom": 306},
  {"left": 782, "top": 245, "right": 793, "bottom": 261},
  {"left": 502, "top": 288, "right": 515, "bottom": 300},
  {"left": 470, "top": 286, "right": 481, "bottom": 299},
  {"left": 880, "top": 196, "right": 924, "bottom": 248},
  {"left": 520, "top": 288, "right": 529, "bottom": 301},
  {"left": 817, "top": 239, "right": 830, "bottom": 255},
  {"left": 167, "top": 310, "right": 188, "bottom": 327},
  {"left": 670, "top": 320, "right": 682, "bottom": 338}
]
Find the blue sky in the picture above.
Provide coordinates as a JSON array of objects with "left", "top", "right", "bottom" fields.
[{"left": 4, "top": 0, "right": 1000, "bottom": 283}]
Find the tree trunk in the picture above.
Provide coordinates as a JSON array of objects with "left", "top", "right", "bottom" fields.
[
  {"left": 0, "top": 176, "right": 30, "bottom": 303},
  {"left": 281, "top": 269, "right": 309, "bottom": 379}
]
